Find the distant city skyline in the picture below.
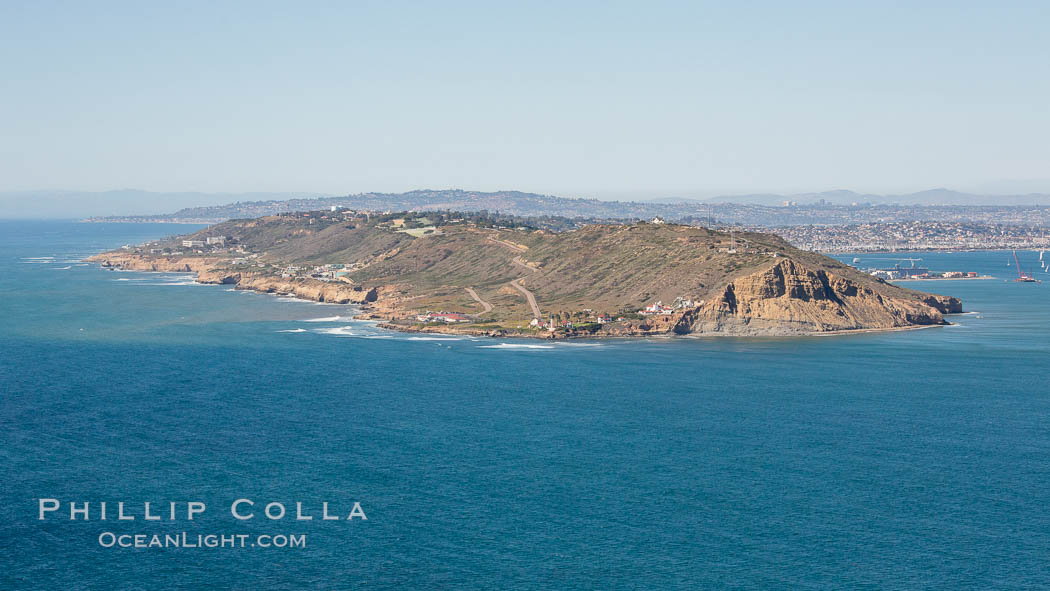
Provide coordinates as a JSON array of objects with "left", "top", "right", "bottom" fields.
[{"left": 2, "top": 1, "right": 1048, "bottom": 205}]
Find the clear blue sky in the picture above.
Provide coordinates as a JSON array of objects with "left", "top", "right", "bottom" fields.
[{"left": 2, "top": 0, "right": 1048, "bottom": 199}]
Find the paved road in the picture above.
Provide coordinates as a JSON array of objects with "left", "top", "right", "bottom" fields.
[
  {"left": 486, "top": 236, "right": 527, "bottom": 253},
  {"left": 511, "top": 255, "right": 538, "bottom": 273},
  {"left": 464, "top": 287, "right": 493, "bottom": 315},
  {"left": 486, "top": 238, "right": 542, "bottom": 318},
  {"left": 510, "top": 279, "right": 541, "bottom": 319}
]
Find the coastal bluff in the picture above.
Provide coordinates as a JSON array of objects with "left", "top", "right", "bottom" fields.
[
  {"left": 547, "top": 259, "right": 961, "bottom": 338},
  {"left": 687, "top": 259, "right": 961, "bottom": 336},
  {"left": 86, "top": 253, "right": 378, "bottom": 305}
]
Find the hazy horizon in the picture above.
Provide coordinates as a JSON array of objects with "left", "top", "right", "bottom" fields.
[
  {"left": 2, "top": 1, "right": 1048, "bottom": 212},
  {"left": 4, "top": 185, "right": 1050, "bottom": 219}
]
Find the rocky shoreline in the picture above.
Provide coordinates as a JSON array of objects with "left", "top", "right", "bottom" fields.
[
  {"left": 87, "top": 253, "right": 378, "bottom": 305},
  {"left": 86, "top": 253, "right": 962, "bottom": 340}
]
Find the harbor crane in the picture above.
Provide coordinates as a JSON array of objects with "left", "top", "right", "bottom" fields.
[{"left": 1013, "top": 251, "right": 1040, "bottom": 283}]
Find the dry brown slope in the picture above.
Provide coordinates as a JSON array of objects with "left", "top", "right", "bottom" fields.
[
  {"left": 90, "top": 219, "right": 962, "bottom": 335},
  {"left": 337, "top": 223, "right": 961, "bottom": 332}
]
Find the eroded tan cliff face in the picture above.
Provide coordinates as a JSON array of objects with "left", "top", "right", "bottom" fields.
[
  {"left": 689, "top": 259, "right": 960, "bottom": 335},
  {"left": 84, "top": 254, "right": 223, "bottom": 274}
]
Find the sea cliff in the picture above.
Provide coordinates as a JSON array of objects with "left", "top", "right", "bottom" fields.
[
  {"left": 86, "top": 254, "right": 377, "bottom": 305},
  {"left": 687, "top": 259, "right": 960, "bottom": 336}
]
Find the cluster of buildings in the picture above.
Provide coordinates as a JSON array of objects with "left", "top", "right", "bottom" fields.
[
  {"left": 869, "top": 266, "right": 979, "bottom": 281},
  {"left": 128, "top": 235, "right": 237, "bottom": 256},
  {"left": 277, "top": 263, "right": 357, "bottom": 283},
  {"left": 777, "top": 222, "right": 1050, "bottom": 253},
  {"left": 179, "top": 235, "right": 228, "bottom": 250},
  {"left": 639, "top": 297, "right": 699, "bottom": 316},
  {"left": 528, "top": 313, "right": 621, "bottom": 331},
  {"left": 416, "top": 312, "right": 470, "bottom": 324}
]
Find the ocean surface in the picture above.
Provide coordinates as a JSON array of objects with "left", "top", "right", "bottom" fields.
[{"left": 2, "top": 220, "right": 1049, "bottom": 590}]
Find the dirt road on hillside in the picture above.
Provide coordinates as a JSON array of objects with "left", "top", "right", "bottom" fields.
[
  {"left": 510, "top": 279, "right": 541, "bottom": 319},
  {"left": 464, "top": 287, "right": 493, "bottom": 315}
]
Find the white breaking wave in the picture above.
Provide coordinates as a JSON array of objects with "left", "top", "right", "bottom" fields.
[
  {"left": 276, "top": 328, "right": 308, "bottom": 333},
  {"left": 52, "top": 266, "right": 72, "bottom": 270},
  {"left": 407, "top": 336, "right": 468, "bottom": 341},
  {"left": 313, "top": 326, "right": 358, "bottom": 336},
  {"left": 302, "top": 316, "right": 354, "bottom": 322},
  {"left": 311, "top": 326, "right": 395, "bottom": 339}
]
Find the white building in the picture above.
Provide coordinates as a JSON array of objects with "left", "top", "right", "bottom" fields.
[{"left": 642, "top": 301, "right": 675, "bottom": 315}]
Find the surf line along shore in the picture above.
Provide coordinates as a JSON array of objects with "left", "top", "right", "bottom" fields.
[
  {"left": 86, "top": 253, "right": 378, "bottom": 305},
  {"left": 86, "top": 250, "right": 963, "bottom": 341}
]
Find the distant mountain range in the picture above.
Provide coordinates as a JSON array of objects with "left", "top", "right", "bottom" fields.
[
  {"left": 0, "top": 189, "right": 331, "bottom": 219},
  {"left": 4, "top": 187, "right": 1050, "bottom": 224}
]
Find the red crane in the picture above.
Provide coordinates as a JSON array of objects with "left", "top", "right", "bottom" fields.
[{"left": 1014, "top": 251, "right": 1040, "bottom": 283}]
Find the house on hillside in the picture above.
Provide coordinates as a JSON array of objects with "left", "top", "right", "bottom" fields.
[
  {"left": 417, "top": 312, "right": 470, "bottom": 324},
  {"left": 641, "top": 301, "right": 674, "bottom": 315}
]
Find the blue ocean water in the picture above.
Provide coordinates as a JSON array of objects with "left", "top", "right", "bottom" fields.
[{"left": 2, "top": 220, "right": 1049, "bottom": 589}]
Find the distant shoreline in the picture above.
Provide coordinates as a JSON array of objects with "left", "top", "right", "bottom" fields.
[
  {"left": 75, "top": 219, "right": 1048, "bottom": 255},
  {"left": 890, "top": 275, "right": 997, "bottom": 282},
  {"left": 80, "top": 218, "right": 223, "bottom": 224}
]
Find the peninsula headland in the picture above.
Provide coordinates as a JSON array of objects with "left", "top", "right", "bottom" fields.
[{"left": 87, "top": 210, "right": 962, "bottom": 338}]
